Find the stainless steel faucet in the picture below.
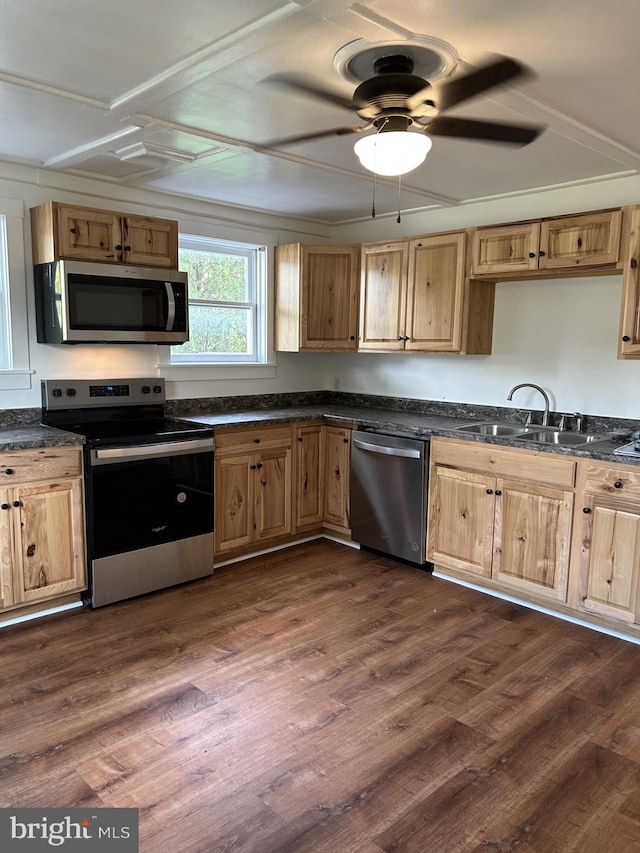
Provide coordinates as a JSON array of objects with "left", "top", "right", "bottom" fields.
[{"left": 507, "top": 383, "right": 551, "bottom": 426}]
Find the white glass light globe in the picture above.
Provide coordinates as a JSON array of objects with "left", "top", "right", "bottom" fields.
[{"left": 354, "top": 131, "right": 432, "bottom": 176}]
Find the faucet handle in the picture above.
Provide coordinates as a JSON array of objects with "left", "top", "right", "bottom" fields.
[
  {"left": 558, "top": 414, "right": 567, "bottom": 431},
  {"left": 574, "top": 412, "right": 584, "bottom": 433}
]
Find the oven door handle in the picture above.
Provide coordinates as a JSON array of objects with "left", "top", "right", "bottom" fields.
[{"left": 92, "top": 438, "right": 214, "bottom": 465}]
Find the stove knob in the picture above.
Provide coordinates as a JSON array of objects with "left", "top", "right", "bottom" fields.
[
  {"left": 66, "top": 388, "right": 76, "bottom": 397},
  {"left": 153, "top": 385, "right": 162, "bottom": 394},
  {"left": 52, "top": 388, "right": 62, "bottom": 398},
  {"left": 141, "top": 385, "right": 151, "bottom": 394}
]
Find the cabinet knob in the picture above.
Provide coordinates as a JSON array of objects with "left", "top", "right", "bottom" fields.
[
  {"left": 583, "top": 507, "right": 592, "bottom": 514},
  {"left": 397, "top": 336, "right": 404, "bottom": 341},
  {"left": 124, "top": 245, "right": 131, "bottom": 252},
  {"left": 12, "top": 500, "right": 21, "bottom": 508},
  {"left": 631, "top": 258, "right": 638, "bottom": 270},
  {"left": 1, "top": 503, "right": 8, "bottom": 510},
  {"left": 622, "top": 335, "right": 631, "bottom": 342},
  {"left": 614, "top": 481, "right": 623, "bottom": 489},
  {"left": 297, "top": 437, "right": 303, "bottom": 442},
  {"left": 250, "top": 464, "right": 257, "bottom": 470},
  {"left": 4, "top": 468, "right": 14, "bottom": 475},
  {"left": 528, "top": 252, "right": 536, "bottom": 258},
  {"left": 254, "top": 438, "right": 261, "bottom": 443},
  {"left": 256, "top": 463, "right": 263, "bottom": 470},
  {"left": 486, "top": 488, "right": 493, "bottom": 495},
  {"left": 343, "top": 438, "right": 349, "bottom": 443},
  {"left": 349, "top": 336, "right": 355, "bottom": 341},
  {"left": 115, "top": 244, "right": 122, "bottom": 251},
  {"left": 495, "top": 490, "right": 502, "bottom": 496},
  {"left": 538, "top": 250, "right": 546, "bottom": 256}
]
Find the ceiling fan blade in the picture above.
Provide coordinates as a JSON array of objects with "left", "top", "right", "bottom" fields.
[
  {"left": 262, "top": 124, "right": 370, "bottom": 149},
  {"left": 427, "top": 116, "right": 542, "bottom": 146},
  {"left": 435, "top": 56, "right": 530, "bottom": 112},
  {"left": 263, "top": 74, "right": 359, "bottom": 112}
]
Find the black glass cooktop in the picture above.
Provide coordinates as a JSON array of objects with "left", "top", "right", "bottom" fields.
[{"left": 60, "top": 417, "right": 212, "bottom": 447}]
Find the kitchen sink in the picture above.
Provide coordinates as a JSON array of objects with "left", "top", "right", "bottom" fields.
[
  {"left": 455, "top": 422, "right": 532, "bottom": 436},
  {"left": 525, "top": 429, "right": 601, "bottom": 446}
]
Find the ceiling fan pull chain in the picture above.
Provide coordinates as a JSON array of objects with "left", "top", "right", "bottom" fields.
[
  {"left": 397, "top": 174, "right": 402, "bottom": 223},
  {"left": 371, "top": 170, "right": 377, "bottom": 218}
]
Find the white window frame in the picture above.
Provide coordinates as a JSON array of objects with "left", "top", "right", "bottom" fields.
[
  {"left": 159, "top": 231, "right": 276, "bottom": 382},
  {"left": 0, "top": 198, "right": 32, "bottom": 391}
]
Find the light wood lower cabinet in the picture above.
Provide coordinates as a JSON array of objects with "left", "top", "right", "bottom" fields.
[
  {"left": 215, "top": 426, "right": 293, "bottom": 554},
  {"left": 569, "top": 462, "right": 640, "bottom": 625},
  {"left": 428, "top": 438, "right": 575, "bottom": 602},
  {"left": 0, "top": 447, "right": 86, "bottom": 610},
  {"left": 323, "top": 426, "right": 351, "bottom": 532},
  {"left": 294, "top": 423, "right": 351, "bottom": 534}
]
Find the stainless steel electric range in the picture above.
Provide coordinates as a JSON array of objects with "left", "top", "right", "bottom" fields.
[{"left": 42, "top": 377, "right": 214, "bottom": 607}]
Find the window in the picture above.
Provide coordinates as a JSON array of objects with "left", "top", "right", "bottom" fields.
[
  {"left": 0, "top": 198, "right": 31, "bottom": 391},
  {"left": 171, "top": 234, "right": 267, "bottom": 364}
]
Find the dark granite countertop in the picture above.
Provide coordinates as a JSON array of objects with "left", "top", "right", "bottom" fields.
[
  {"left": 179, "top": 403, "right": 638, "bottom": 466},
  {"left": 0, "top": 424, "right": 84, "bottom": 452}
]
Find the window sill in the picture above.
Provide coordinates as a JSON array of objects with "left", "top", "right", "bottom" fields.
[
  {"left": 0, "top": 369, "right": 34, "bottom": 391},
  {"left": 159, "top": 362, "right": 277, "bottom": 382}
]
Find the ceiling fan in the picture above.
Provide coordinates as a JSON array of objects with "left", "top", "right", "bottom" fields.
[{"left": 264, "top": 53, "right": 543, "bottom": 175}]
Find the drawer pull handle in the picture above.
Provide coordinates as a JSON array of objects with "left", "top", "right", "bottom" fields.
[
  {"left": 613, "top": 481, "right": 623, "bottom": 489},
  {"left": 583, "top": 507, "right": 592, "bottom": 514}
]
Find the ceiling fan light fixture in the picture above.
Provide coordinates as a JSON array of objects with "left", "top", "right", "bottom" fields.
[{"left": 353, "top": 130, "right": 432, "bottom": 176}]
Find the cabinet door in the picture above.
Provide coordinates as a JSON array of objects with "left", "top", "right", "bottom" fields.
[
  {"left": 56, "top": 205, "right": 122, "bottom": 262},
  {"left": 122, "top": 215, "right": 178, "bottom": 268},
  {"left": 302, "top": 246, "right": 359, "bottom": 350},
  {"left": 471, "top": 222, "right": 541, "bottom": 275},
  {"left": 359, "top": 242, "right": 408, "bottom": 350},
  {"left": 428, "top": 465, "right": 495, "bottom": 577},
  {"left": 573, "top": 494, "right": 640, "bottom": 624},
  {"left": 255, "top": 447, "right": 292, "bottom": 542},
  {"left": 295, "top": 425, "right": 325, "bottom": 530},
  {"left": 539, "top": 210, "right": 621, "bottom": 270},
  {"left": 0, "top": 491, "right": 14, "bottom": 609},
  {"left": 324, "top": 426, "right": 351, "bottom": 531},
  {"left": 406, "top": 233, "right": 465, "bottom": 352},
  {"left": 12, "top": 478, "right": 86, "bottom": 604},
  {"left": 492, "top": 479, "right": 573, "bottom": 601},
  {"left": 215, "top": 454, "right": 255, "bottom": 553},
  {"left": 619, "top": 206, "right": 640, "bottom": 358}
]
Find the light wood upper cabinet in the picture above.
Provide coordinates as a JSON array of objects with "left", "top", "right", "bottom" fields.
[
  {"left": 0, "top": 447, "right": 86, "bottom": 610},
  {"left": 568, "top": 461, "right": 640, "bottom": 625},
  {"left": 31, "top": 201, "right": 178, "bottom": 268},
  {"left": 619, "top": 205, "right": 640, "bottom": 358},
  {"left": 428, "top": 438, "right": 575, "bottom": 602},
  {"left": 215, "top": 426, "right": 293, "bottom": 554},
  {"left": 471, "top": 209, "right": 622, "bottom": 277},
  {"left": 358, "top": 241, "right": 408, "bottom": 351},
  {"left": 275, "top": 244, "right": 360, "bottom": 351},
  {"left": 360, "top": 234, "right": 494, "bottom": 354}
]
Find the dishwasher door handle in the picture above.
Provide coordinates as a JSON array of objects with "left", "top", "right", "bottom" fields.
[{"left": 352, "top": 438, "right": 423, "bottom": 459}]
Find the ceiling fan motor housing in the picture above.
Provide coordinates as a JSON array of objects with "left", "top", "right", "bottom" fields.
[{"left": 354, "top": 72, "right": 434, "bottom": 120}]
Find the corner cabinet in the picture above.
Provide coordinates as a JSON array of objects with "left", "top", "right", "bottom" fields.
[
  {"left": 30, "top": 201, "right": 179, "bottom": 268},
  {"left": 275, "top": 244, "right": 360, "bottom": 351},
  {"left": 568, "top": 461, "right": 640, "bottom": 625},
  {"left": 0, "top": 447, "right": 86, "bottom": 609},
  {"left": 214, "top": 426, "right": 293, "bottom": 555},
  {"left": 470, "top": 209, "right": 622, "bottom": 277},
  {"left": 428, "top": 438, "right": 575, "bottom": 602},
  {"left": 359, "top": 233, "right": 494, "bottom": 354}
]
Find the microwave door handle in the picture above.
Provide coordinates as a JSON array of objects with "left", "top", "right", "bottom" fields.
[{"left": 164, "top": 282, "right": 176, "bottom": 331}]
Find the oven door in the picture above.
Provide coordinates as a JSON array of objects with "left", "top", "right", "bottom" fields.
[{"left": 86, "top": 437, "right": 214, "bottom": 606}]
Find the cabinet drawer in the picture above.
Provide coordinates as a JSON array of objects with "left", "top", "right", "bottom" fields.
[
  {"left": 431, "top": 438, "right": 576, "bottom": 488},
  {"left": 0, "top": 447, "right": 82, "bottom": 484},
  {"left": 215, "top": 426, "right": 293, "bottom": 456},
  {"left": 583, "top": 462, "right": 640, "bottom": 500}
]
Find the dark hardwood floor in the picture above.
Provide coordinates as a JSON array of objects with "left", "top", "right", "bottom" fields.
[{"left": 3, "top": 539, "right": 640, "bottom": 852}]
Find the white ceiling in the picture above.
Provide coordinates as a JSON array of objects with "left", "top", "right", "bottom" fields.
[{"left": 2, "top": 0, "right": 639, "bottom": 224}]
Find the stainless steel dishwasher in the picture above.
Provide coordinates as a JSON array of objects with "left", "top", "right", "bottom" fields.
[{"left": 350, "top": 430, "right": 430, "bottom": 566}]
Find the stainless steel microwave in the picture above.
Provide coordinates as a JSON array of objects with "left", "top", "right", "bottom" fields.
[{"left": 34, "top": 260, "right": 189, "bottom": 344}]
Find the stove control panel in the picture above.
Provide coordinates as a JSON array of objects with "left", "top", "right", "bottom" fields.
[{"left": 42, "top": 378, "right": 166, "bottom": 409}]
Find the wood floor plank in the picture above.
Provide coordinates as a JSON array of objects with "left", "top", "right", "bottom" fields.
[{"left": 2, "top": 539, "right": 640, "bottom": 852}]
